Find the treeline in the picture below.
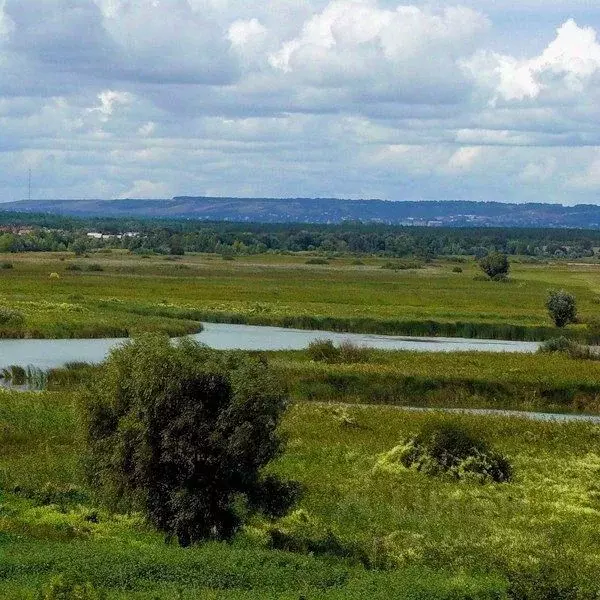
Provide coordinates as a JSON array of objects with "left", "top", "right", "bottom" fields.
[{"left": 0, "top": 211, "right": 598, "bottom": 258}]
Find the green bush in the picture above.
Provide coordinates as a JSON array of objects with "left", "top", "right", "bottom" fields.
[
  {"left": 380, "top": 260, "right": 423, "bottom": 270},
  {"left": 452, "top": 266, "right": 463, "bottom": 273},
  {"left": 380, "top": 421, "right": 512, "bottom": 483},
  {"left": 1, "top": 261, "right": 13, "bottom": 269},
  {"left": 546, "top": 290, "right": 577, "bottom": 328},
  {"left": 538, "top": 336, "right": 600, "bottom": 360},
  {"left": 479, "top": 252, "right": 510, "bottom": 280},
  {"left": 0, "top": 307, "right": 25, "bottom": 327},
  {"left": 86, "top": 263, "right": 104, "bottom": 272},
  {"left": 306, "top": 340, "right": 370, "bottom": 364},
  {"left": 305, "top": 257, "right": 329, "bottom": 265},
  {"left": 81, "top": 334, "right": 299, "bottom": 546},
  {"left": 65, "top": 264, "right": 82, "bottom": 271},
  {"left": 37, "top": 574, "right": 105, "bottom": 600},
  {"left": 307, "top": 339, "right": 341, "bottom": 363}
]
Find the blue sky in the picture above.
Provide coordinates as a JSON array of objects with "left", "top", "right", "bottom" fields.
[{"left": 1, "top": 0, "right": 600, "bottom": 204}]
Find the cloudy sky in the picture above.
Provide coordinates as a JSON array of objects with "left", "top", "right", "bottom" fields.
[{"left": 1, "top": 0, "right": 600, "bottom": 204}]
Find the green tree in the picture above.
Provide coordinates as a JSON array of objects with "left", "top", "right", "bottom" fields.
[
  {"left": 71, "top": 237, "right": 88, "bottom": 256},
  {"left": 546, "top": 290, "right": 577, "bottom": 328},
  {"left": 479, "top": 252, "right": 510, "bottom": 280},
  {"left": 81, "top": 334, "right": 299, "bottom": 546}
]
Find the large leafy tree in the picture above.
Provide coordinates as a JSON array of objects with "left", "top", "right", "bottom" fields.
[{"left": 81, "top": 334, "right": 299, "bottom": 546}]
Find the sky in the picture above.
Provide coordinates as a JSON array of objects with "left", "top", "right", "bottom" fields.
[{"left": 1, "top": 0, "right": 600, "bottom": 204}]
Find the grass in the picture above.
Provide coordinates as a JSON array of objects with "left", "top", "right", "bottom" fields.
[
  {"left": 3, "top": 386, "right": 600, "bottom": 597},
  {"left": 271, "top": 348, "right": 600, "bottom": 413},
  {"left": 1, "top": 251, "right": 600, "bottom": 339}
]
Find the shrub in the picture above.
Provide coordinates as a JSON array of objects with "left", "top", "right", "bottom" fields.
[
  {"left": 478, "top": 252, "right": 509, "bottom": 280},
  {"left": 351, "top": 259, "right": 365, "bottom": 266},
  {"left": 378, "top": 421, "right": 512, "bottom": 483},
  {"left": 305, "top": 257, "right": 329, "bottom": 265},
  {"left": 307, "top": 340, "right": 371, "bottom": 364},
  {"left": 546, "top": 290, "right": 577, "bottom": 328},
  {"left": 338, "top": 340, "right": 371, "bottom": 363},
  {"left": 0, "top": 307, "right": 25, "bottom": 327},
  {"left": 307, "top": 339, "right": 340, "bottom": 362},
  {"left": 1, "top": 364, "right": 27, "bottom": 384},
  {"left": 1, "top": 261, "right": 13, "bottom": 269},
  {"left": 80, "top": 334, "right": 299, "bottom": 546},
  {"left": 221, "top": 254, "right": 235, "bottom": 261},
  {"left": 86, "top": 263, "right": 104, "bottom": 272},
  {"left": 37, "top": 574, "right": 105, "bottom": 600},
  {"left": 539, "top": 336, "right": 600, "bottom": 360},
  {"left": 381, "top": 260, "right": 423, "bottom": 271},
  {"left": 538, "top": 336, "right": 574, "bottom": 354},
  {"left": 65, "top": 264, "right": 82, "bottom": 271},
  {"left": 452, "top": 266, "right": 463, "bottom": 273},
  {"left": 49, "top": 272, "right": 60, "bottom": 279}
]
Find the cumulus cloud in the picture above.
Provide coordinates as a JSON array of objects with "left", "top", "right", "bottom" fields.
[
  {"left": 269, "top": 2, "right": 489, "bottom": 104},
  {"left": 465, "top": 19, "right": 600, "bottom": 103},
  {"left": 0, "top": 0, "right": 600, "bottom": 204}
]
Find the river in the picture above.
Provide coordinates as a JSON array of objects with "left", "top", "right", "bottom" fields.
[{"left": 0, "top": 321, "right": 540, "bottom": 371}]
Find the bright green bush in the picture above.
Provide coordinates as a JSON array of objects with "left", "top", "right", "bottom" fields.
[
  {"left": 379, "top": 421, "right": 512, "bottom": 483},
  {"left": 37, "top": 574, "right": 105, "bottom": 600}
]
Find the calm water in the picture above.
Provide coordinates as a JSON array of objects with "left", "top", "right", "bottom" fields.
[{"left": 0, "top": 322, "right": 540, "bottom": 371}]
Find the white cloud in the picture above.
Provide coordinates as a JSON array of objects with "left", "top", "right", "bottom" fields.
[
  {"left": 447, "top": 147, "right": 482, "bottom": 171},
  {"left": 569, "top": 152, "right": 600, "bottom": 189},
  {"left": 120, "top": 179, "right": 172, "bottom": 199},
  {"left": 1, "top": 1, "right": 600, "bottom": 204},
  {"left": 228, "top": 18, "right": 268, "bottom": 49},
  {"left": 465, "top": 19, "right": 600, "bottom": 103},
  {"left": 519, "top": 158, "right": 557, "bottom": 182},
  {"left": 269, "top": 2, "right": 489, "bottom": 102},
  {"left": 89, "top": 90, "right": 133, "bottom": 118}
]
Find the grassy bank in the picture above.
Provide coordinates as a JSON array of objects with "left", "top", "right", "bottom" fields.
[
  {"left": 271, "top": 349, "right": 600, "bottom": 413},
  {"left": 29, "top": 347, "right": 600, "bottom": 414},
  {"left": 0, "top": 251, "right": 599, "bottom": 339},
  {"left": 2, "top": 389, "right": 600, "bottom": 597}
]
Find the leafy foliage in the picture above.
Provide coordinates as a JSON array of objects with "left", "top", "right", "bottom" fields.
[
  {"left": 0, "top": 306, "right": 25, "bottom": 327},
  {"left": 479, "top": 252, "right": 510, "bottom": 280},
  {"left": 37, "top": 574, "right": 105, "bottom": 600},
  {"left": 379, "top": 421, "right": 512, "bottom": 483},
  {"left": 81, "top": 334, "right": 299, "bottom": 545},
  {"left": 546, "top": 289, "right": 577, "bottom": 327}
]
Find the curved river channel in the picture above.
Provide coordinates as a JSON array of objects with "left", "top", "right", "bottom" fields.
[
  {"left": 0, "top": 321, "right": 539, "bottom": 371},
  {"left": 3, "top": 323, "right": 600, "bottom": 423}
]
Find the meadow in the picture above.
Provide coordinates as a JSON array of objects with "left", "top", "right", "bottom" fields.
[
  {"left": 4, "top": 250, "right": 600, "bottom": 598},
  {"left": 1, "top": 250, "right": 600, "bottom": 340},
  {"left": 2, "top": 388, "right": 600, "bottom": 598}
]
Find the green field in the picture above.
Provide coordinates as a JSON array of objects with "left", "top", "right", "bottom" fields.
[
  {"left": 1, "top": 251, "right": 600, "bottom": 340},
  {"left": 2, "top": 389, "right": 600, "bottom": 598}
]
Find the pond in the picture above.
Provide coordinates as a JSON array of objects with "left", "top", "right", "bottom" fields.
[{"left": 0, "top": 322, "right": 540, "bottom": 371}]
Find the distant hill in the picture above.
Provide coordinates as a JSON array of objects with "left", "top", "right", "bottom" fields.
[{"left": 2, "top": 196, "right": 600, "bottom": 228}]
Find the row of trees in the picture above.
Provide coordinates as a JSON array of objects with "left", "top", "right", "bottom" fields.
[{"left": 1, "top": 211, "right": 599, "bottom": 258}]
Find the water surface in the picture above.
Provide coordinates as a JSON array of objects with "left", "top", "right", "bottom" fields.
[{"left": 0, "top": 322, "right": 540, "bottom": 371}]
